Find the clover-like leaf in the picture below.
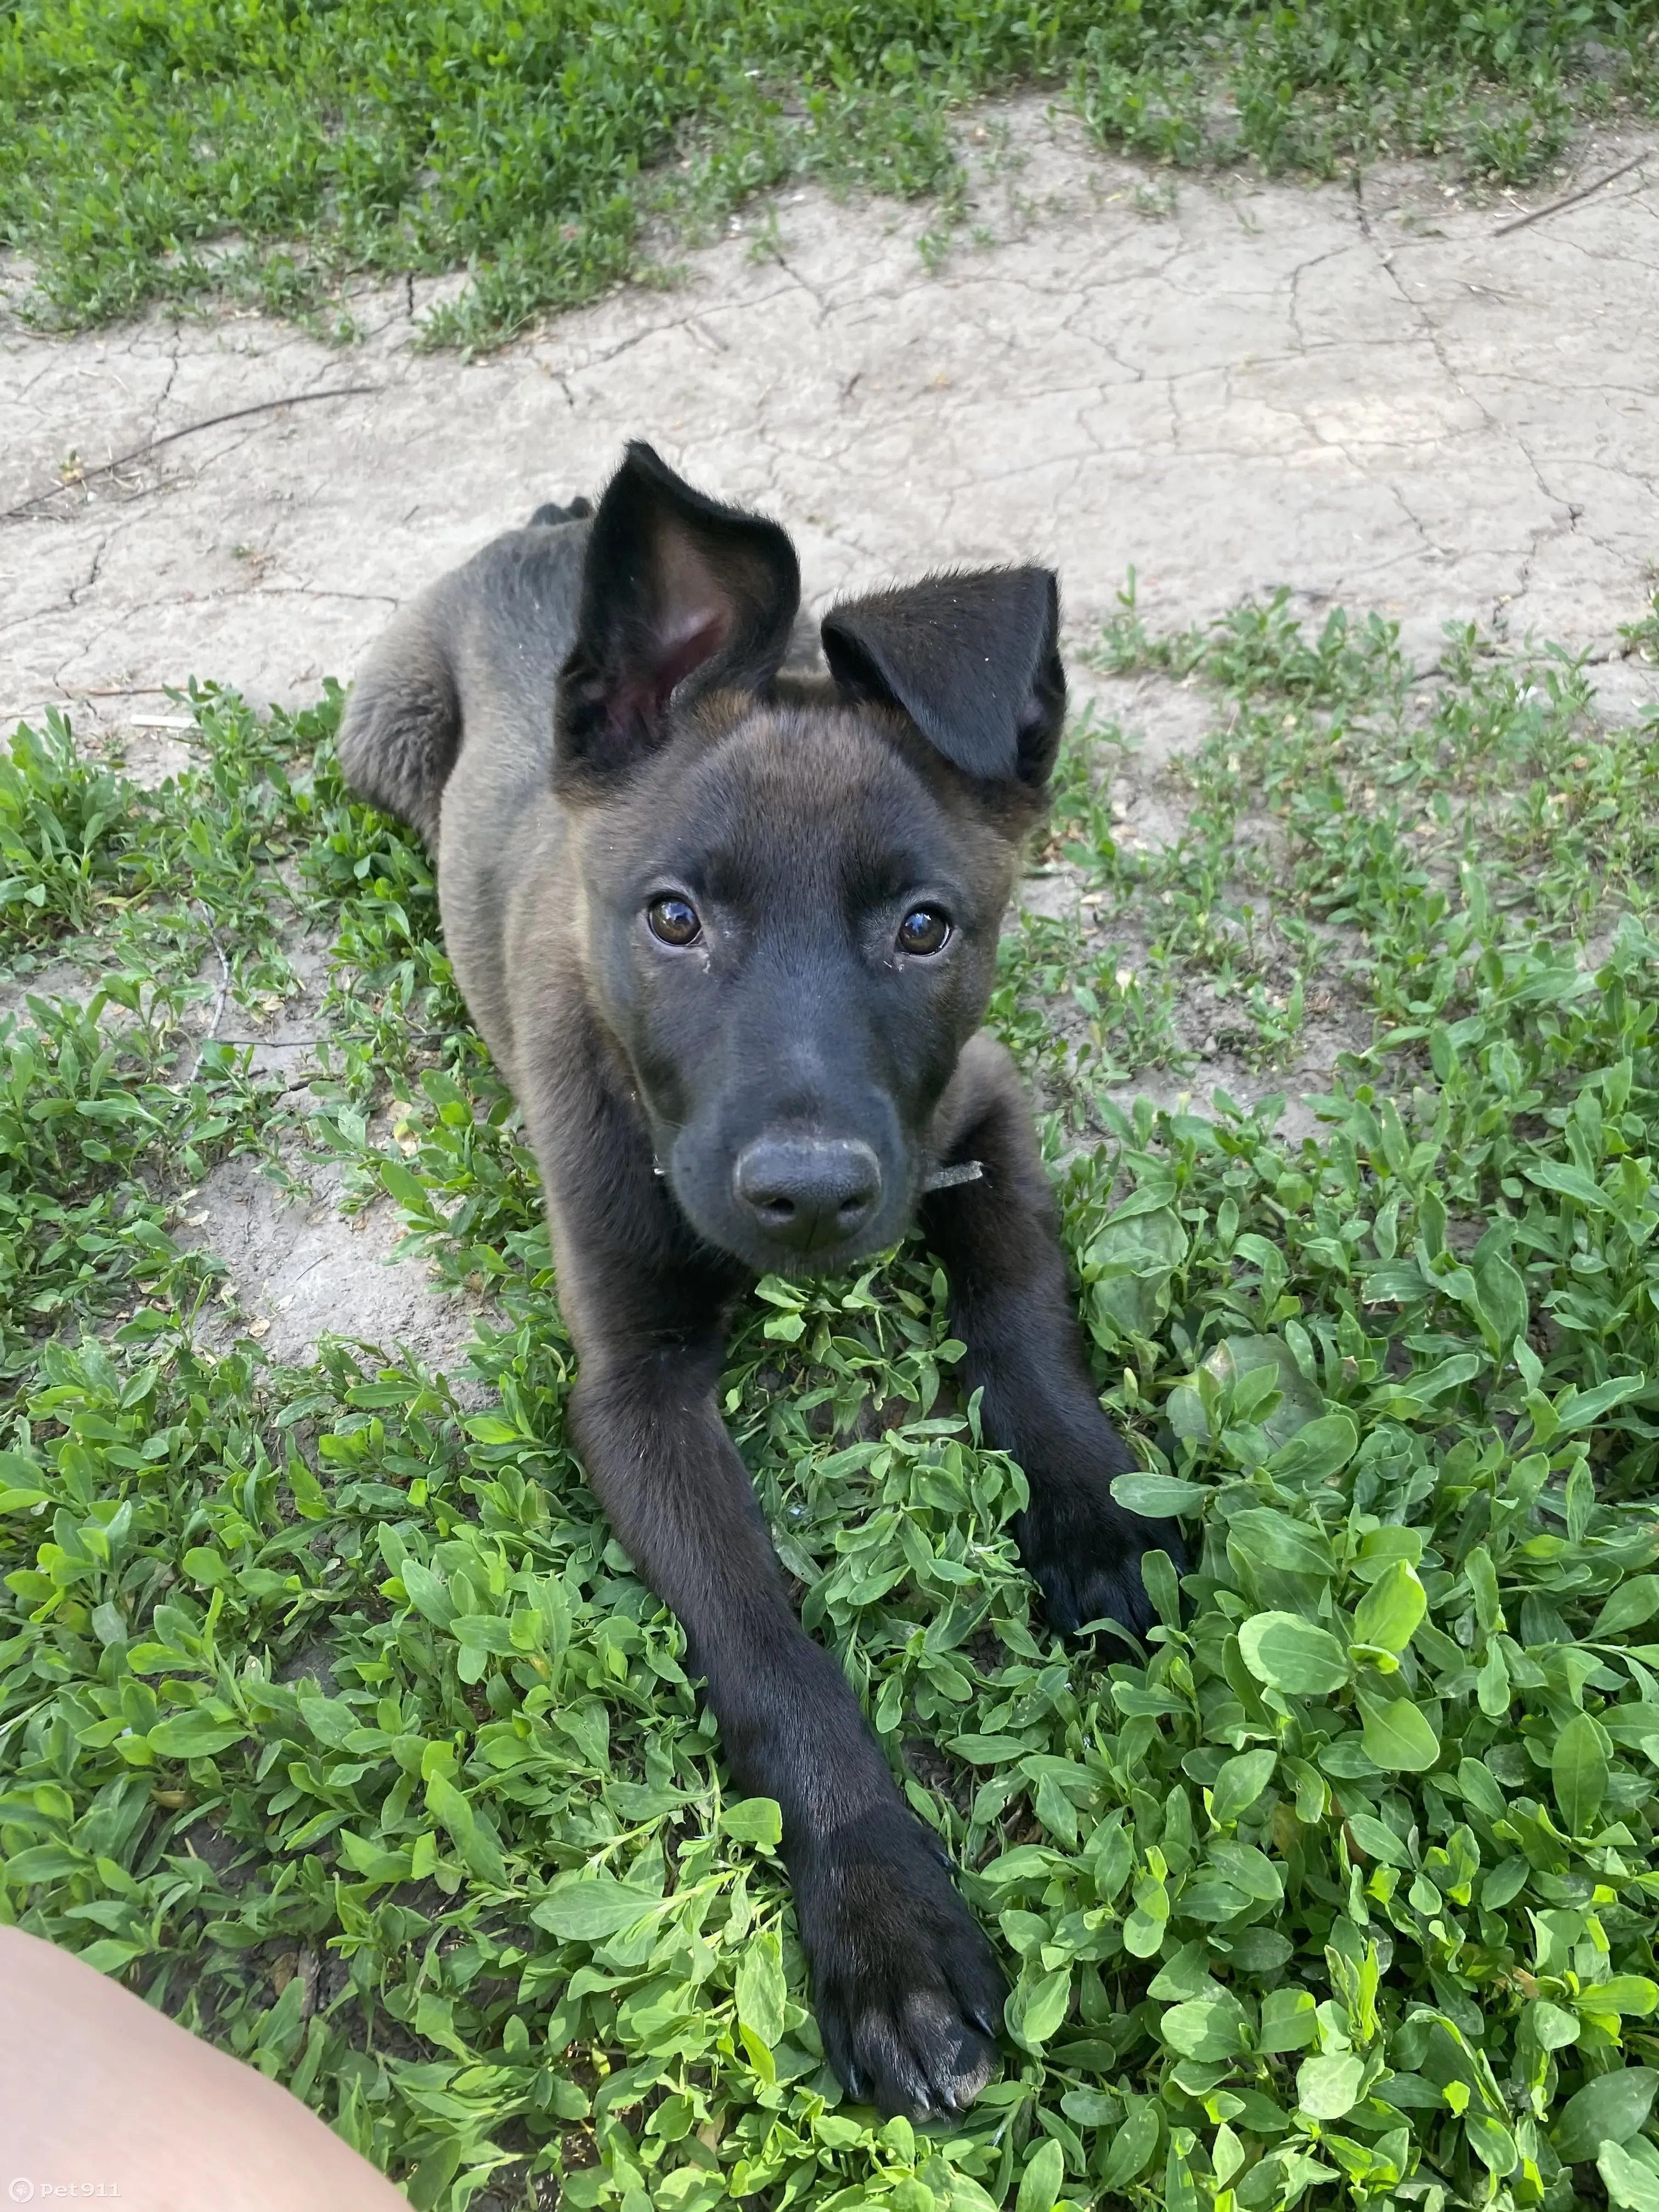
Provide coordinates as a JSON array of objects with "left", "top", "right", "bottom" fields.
[
  {"left": 1554, "top": 2070, "right": 1659, "bottom": 2163},
  {"left": 1238, "top": 1612, "right": 1350, "bottom": 1696},
  {"left": 1553, "top": 1713, "right": 1609, "bottom": 1837},
  {"left": 1351, "top": 1559, "right": 1426, "bottom": 1654},
  {"left": 1356, "top": 1691, "right": 1441, "bottom": 1772},
  {"left": 1296, "top": 2052, "right": 1365, "bottom": 2120}
]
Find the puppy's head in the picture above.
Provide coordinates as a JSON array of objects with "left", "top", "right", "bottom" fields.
[{"left": 556, "top": 442, "right": 1065, "bottom": 1277}]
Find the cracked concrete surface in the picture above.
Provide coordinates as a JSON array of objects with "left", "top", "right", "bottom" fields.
[
  {"left": 5, "top": 112, "right": 1658, "bottom": 736},
  {"left": 3, "top": 106, "right": 1657, "bottom": 1358}
]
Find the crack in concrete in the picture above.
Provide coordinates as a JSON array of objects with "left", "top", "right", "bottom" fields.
[
  {"left": 1352, "top": 184, "right": 1583, "bottom": 635},
  {"left": 66, "top": 531, "right": 114, "bottom": 608}
]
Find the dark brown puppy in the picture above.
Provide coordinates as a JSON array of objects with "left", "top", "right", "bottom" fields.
[{"left": 340, "top": 445, "right": 1180, "bottom": 2119}]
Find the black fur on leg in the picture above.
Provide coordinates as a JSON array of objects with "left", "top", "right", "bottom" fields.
[{"left": 923, "top": 1033, "right": 1187, "bottom": 1639}]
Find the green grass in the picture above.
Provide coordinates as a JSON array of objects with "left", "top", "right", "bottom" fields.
[
  {"left": 4, "top": 592, "right": 1659, "bottom": 2212},
  {"left": 2, "top": 1, "right": 1656, "bottom": 350}
]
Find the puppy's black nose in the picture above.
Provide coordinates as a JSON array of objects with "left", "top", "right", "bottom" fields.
[{"left": 733, "top": 1138, "right": 882, "bottom": 1250}]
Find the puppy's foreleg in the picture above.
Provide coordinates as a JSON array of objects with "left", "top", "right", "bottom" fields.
[
  {"left": 923, "top": 1034, "right": 1183, "bottom": 1636},
  {"left": 557, "top": 1258, "right": 1005, "bottom": 2118}
]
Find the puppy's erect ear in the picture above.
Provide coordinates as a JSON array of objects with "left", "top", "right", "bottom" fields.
[
  {"left": 556, "top": 443, "right": 800, "bottom": 781},
  {"left": 821, "top": 567, "right": 1065, "bottom": 788}
]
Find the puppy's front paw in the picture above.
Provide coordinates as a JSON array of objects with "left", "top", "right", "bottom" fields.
[
  {"left": 793, "top": 1806, "right": 1006, "bottom": 2119},
  {"left": 1017, "top": 1481, "right": 1185, "bottom": 1639}
]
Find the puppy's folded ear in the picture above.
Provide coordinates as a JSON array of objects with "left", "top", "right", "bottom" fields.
[
  {"left": 556, "top": 443, "right": 800, "bottom": 783},
  {"left": 821, "top": 567, "right": 1066, "bottom": 789}
]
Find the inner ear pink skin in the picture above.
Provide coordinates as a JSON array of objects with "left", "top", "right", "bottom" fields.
[{"left": 653, "top": 606, "right": 731, "bottom": 709}]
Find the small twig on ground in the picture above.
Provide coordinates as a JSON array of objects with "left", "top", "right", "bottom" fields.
[
  {"left": 1, "top": 383, "right": 379, "bottom": 523},
  {"left": 1495, "top": 150, "right": 1646, "bottom": 238}
]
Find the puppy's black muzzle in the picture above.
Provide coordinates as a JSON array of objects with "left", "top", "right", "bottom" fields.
[{"left": 733, "top": 1136, "right": 882, "bottom": 1255}]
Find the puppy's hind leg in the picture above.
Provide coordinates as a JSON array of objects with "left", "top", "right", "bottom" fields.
[{"left": 337, "top": 610, "right": 460, "bottom": 855}]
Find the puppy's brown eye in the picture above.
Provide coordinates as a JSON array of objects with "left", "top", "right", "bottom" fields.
[
  {"left": 647, "top": 896, "right": 701, "bottom": 946},
  {"left": 898, "top": 906, "right": 951, "bottom": 956}
]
